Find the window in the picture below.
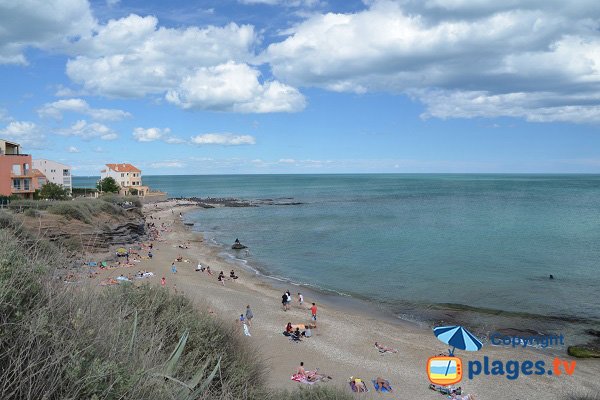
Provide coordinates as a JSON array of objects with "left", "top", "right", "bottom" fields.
[
  {"left": 63, "top": 169, "right": 70, "bottom": 176},
  {"left": 12, "top": 164, "right": 20, "bottom": 174},
  {"left": 12, "top": 179, "right": 21, "bottom": 190},
  {"left": 121, "top": 173, "right": 124, "bottom": 177},
  {"left": 24, "top": 179, "right": 30, "bottom": 191}
]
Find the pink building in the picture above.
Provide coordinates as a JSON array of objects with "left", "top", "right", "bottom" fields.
[{"left": 0, "top": 139, "right": 36, "bottom": 199}]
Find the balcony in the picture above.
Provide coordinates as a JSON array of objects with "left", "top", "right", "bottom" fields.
[{"left": 11, "top": 187, "right": 35, "bottom": 193}]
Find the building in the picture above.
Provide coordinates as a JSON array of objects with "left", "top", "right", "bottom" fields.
[
  {"left": 100, "top": 163, "right": 149, "bottom": 196},
  {"left": 32, "top": 159, "right": 72, "bottom": 193},
  {"left": 0, "top": 139, "right": 35, "bottom": 198}
]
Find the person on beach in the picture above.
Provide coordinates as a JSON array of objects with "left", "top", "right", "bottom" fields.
[
  {"left": 285, "top": 291, "right": 292, "bottom": 310},
  {"left": 284, "top": 322, "right": 293, "bottom": 336},
  {"left": 230, "top": 270, "right": 238, "bottom": 280},
  {"left": 375, "top": 377, "right": 393, "bottom": 392},
  {"left": 375, "top": 342, "right": 398, "bottom": 353},
  {"left": 239, "top": 314, "right": 245, "bottom": 324},
  {"left": 298, "top": 292, "right": 304, "bottom": 307},
  {"left": 148, "top": 251, "right": 153, "bottom": 259},
  {"left": 310, "top": 303, "right": 318, "bottom": 326},
  {"left": 292, "top": 327, "right": 303, "bottom": 341},
  {"left": 245, "top": 305, "right": 254, "bottom": 326},
  {"left": 171, "top": 263, "right": 177, "bottom": 274},
  {"left": 206, "top": 266, "right": 213, "bottom": 275},
  {"left": 161, "top": 277, "right": 166, "bottom": 287},
  {"left": 218, "top": 271, "right": 226, "bottom": 285},
  {"left": 350, "top": 377, "right": 367, "bottom": 392},
  {"left": 282, "top": 292, "right": 289, "bottom": 311}
]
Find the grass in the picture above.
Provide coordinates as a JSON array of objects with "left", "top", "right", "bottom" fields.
[
  {"left": 46, "top": 199, "right": 130, "bottom": 224},
  {"left": 0, "top": 225, "right": 353, "bottom": 400}
]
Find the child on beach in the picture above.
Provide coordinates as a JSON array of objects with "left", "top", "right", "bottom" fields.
[
  {"left": 171, "top": 263, "right": 177, "bottom": 274},
  {"left": 298, "top": 293, "right": 304, "bottom": 307},
  {"left": 161, "top": 277, "right": 166, "bottom": 287}
]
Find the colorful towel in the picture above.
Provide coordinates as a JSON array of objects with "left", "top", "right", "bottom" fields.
[
  {"left": 372, "top": 379, "right": 392, "bottom": 392},
  {"left": 349, "top": 381, "right": 369, "bottom": 393},
  {"left": 291, "top": 374, "right": 317, "bottom": 385}
]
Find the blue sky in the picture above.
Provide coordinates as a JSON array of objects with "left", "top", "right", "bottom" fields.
[{"left": 1, "top": 0, "right": 600, "bottom": 175}]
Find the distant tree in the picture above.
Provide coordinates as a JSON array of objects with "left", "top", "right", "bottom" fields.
[
  {"left": 129, "top": 188, "right": 139, "bottom": 196},
  {"left": 97, "top": 177, "right": 120, "bottom": 193},
  {"left": 39, "top": 182, "right": 70, "bottom": 200}
]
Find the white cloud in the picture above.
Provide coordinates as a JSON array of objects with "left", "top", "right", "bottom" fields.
[
  {"left": 238, "top": 0, "right": 321, "bottom": 6},
  {"left": 38, "top": 98, "right": 131, "bottom": 121},
  {"left": 150, "top": 161, "right": 185, "bottom": 168},
  {"left": 166, "top": 62, "right": 305, "bottom": 112},
  {"left": 106, "top": 0, "right": 120, "bottom": 6},
  {"left": 132, "top": 127, "right": 169, "bottom": 142},
  {"left": 264, "top": 0, "right": 600, "bottom": 123},
  {"left": 67, "top": 146, "right": 80, "bottom": 153},
  {"left": 66, "top": 15, "right": 254, "bottom": 97},
  {"left": 56, "top": 120, "right": 118, "bottom": 141},
  {"left": 164, "top": 137, "right": 187, "bottom": 144},
  {"left": 278, "top": 158, "right": 296, "bottom": 163},
  {"left": 0, "top": 0, "right": 95, "bottom": 65},
  {"left": 0, "top": 121, "right": 44, "bottom": 147},
  {"left": 132, "top": 127, "right": 188, "bottom": 144},
  {"left": 65, "top": 14, "right": 305, "bottom": 113},
  {"left": 190, "top": 133, "right": 256, "bottom": 145}
]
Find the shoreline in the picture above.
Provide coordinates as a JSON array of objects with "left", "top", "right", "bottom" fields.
[
  {"left": 97, "top": 199, "right": 599, "bottom": 399},
  {"left": 182, "top": 206, "right": 599, "bottom": 348}
]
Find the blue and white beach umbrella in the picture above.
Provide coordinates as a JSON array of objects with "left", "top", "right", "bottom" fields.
[
  {"left": 433, "top": 325, "right": 483, "bottom": 355},
  {"left": 433, "top": 325, "right": 483, "bottom": 376}
]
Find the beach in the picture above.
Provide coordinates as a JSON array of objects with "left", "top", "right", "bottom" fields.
[{"left": 97, "top": 199, "right": 599, "bottom": 399}]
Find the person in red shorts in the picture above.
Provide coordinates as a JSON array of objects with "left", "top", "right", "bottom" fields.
[{"left": 310, "top": 302, "right": 318, "bottom": 327}]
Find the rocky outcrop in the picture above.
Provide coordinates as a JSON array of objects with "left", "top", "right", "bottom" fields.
[{"left": 29, "top": 216, "right": 146, "bottom": 252}]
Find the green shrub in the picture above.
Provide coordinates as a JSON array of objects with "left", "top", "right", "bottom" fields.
[
  {"left": 24, "top": 208, "right": 40, "bottom": 218},
  {"left": 47, "top": 202, "right": 91, "bottom": 223}
]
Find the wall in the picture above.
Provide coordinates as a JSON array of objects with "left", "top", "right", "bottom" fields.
[{"left": 32, "top": 159, "right": 72, "bottom": 192}]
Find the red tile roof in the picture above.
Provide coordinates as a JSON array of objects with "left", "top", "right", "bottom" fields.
[{"left": 105, "top": 163, "right": 141, "bottom": 173}]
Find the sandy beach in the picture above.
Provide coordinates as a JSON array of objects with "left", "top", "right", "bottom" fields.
[{"left": 96, "top": 200, "right": 599, "bottom": 399}]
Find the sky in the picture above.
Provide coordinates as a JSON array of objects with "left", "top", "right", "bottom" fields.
[{"left": 1, "top": 0, "right": 600, "bottom": 175}]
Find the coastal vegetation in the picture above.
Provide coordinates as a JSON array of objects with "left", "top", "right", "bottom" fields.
[
  {"left": 38, "top": 182, "right": 70, "bottom": 200},
  {"left": 97, "top": 176, "right": 121, "bottom": 193},
  {"left": 0, "top": 209, "right": 353, "bottom": 400}
]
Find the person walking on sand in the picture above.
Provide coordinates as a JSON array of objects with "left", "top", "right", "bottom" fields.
[
  {"left": 297, "top": 292, "right": 304, "bottom": 307},
  {"left": 282, "top": 292, "right": 288, "bottom": 311},
  {"left": 310, "top": 303, "right": 318, "bottom": 327},
  {"left": 171, "top": 263, "right": 177, "bottom": 274},
  {"left": 245, "top": 305, "right": 254, "bottom": 327},
  {"left": 161, "top": 277, "right": 166, "bottom": 287},
  {"left": 285, "top": 290, "right": 292, "bottom": 311}
]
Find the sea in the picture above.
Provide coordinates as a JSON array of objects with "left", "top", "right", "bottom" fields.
[{"left": 74, "top": 174, "right": 600, "bottom": 343}]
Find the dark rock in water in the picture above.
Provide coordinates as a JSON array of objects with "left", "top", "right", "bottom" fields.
[
  {"left": 585, "top": 329, "right": 600, "bottom": 338},
  {"left": 184, "top": 222, "right": 194, "bottom": 226},
  {"left": 231, "top": 243, "right": 247, "bottom": 250}
]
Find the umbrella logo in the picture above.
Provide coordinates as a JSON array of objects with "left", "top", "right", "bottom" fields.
[{"left": 427, "top": 325, "right": 483, "bottom": 385}]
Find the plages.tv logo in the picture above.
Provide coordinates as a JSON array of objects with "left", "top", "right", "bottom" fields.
[{"left": 426, "top": 325, "right": 482, "bottom": 385}]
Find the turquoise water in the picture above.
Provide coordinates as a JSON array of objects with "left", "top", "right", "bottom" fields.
[{"left": 74, "top": 174, "right": 600, "bottom": 334}]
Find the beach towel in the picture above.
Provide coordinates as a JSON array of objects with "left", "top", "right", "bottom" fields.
[
  {"left": 372, "top": 379, "right": 392, "bottom": 393},
  {"left": 243, "top": 324, "right": 251, "bottom": 336},
  {"left": 291, "top": 374, "right": 317, "bottom": 385},
  {"left": 349, "top": 380, "right": 369, "bottom": 393},
  {"left": 87, "top": 261, "right": 97, "bottom": 267}
]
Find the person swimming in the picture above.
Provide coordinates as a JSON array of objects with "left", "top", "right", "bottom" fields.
[{"left": 549, "top": 274, "right": 554, "bottom": 279}]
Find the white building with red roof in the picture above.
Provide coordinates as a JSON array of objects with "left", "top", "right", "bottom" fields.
[{"left": 100, "top": 163, "right": 149, "bottom": 196}]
